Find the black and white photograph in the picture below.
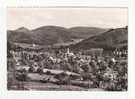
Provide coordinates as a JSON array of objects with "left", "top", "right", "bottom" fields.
[{"left": 7, "top": 7, "right": 128, "bottom": 91}]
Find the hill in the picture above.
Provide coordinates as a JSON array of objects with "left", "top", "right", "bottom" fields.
[
  {"left": 69, "top": 27, "right": 107, "bottom": 39},
  {"left": 71, "top": 26, "right": 128, "bottom": 50},
  {"left": 7, "top": 26, "right": 108, "bottom": 45},
  {"left": 31, "top": 26, "right": 72, "bottom": 45},
  {"left": 7, "top": 27, "right": 34, "bottom": 44},
  {"left": 15, "top": 27, "right": 30, "bottom": 33},
  {"left": 7, "top": 26, "right": 72, "bottom": 45}
]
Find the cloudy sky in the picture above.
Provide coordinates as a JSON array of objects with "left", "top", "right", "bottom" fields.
[{"left": 7, "top": 7, "right": 128, "bottom": 30}]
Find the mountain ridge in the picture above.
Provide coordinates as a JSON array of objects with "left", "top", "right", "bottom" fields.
[{"left": 7, "top": 25, "right": 108, "bottom": 45}]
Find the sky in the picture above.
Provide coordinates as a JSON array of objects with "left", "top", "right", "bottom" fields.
[{"left": 7, "top": 7, "right": 128, "bottom": 30}]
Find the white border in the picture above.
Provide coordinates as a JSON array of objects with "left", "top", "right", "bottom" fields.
[
  {"left": 7, "top": 0, "right": 128, "bottom": 7},
  {"left": 1, "top": 0, "right": 135, "bottom": 99}
]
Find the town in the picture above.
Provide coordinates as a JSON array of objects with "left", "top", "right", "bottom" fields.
[{"left": 7, "top": 42, "right": 127, "bottom": 91}]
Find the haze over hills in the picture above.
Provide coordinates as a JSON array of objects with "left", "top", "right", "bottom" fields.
[
  {"left": 7, "top": 26, "right": 108, "bottom": 45},
  {"left": 71, "top": 26, "right": 128, "bottom": 50}
]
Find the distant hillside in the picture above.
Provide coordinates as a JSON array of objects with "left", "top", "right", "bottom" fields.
[
  {"left": 15, "top": 27, "right": 30, "bottom": 33},
  {"left": 7, "top": 26, "right": 108, "bottom": 46},
  {"left": 71, "top": 26, "right": 128, "bottom": 50},
  {"left": 31, "top": 26, "right": 72, "bottom": 45},
  {"left": 7, "top": 28, "right": 34, "bottom": 44},
  {"left": 69, "top": 27, "right": 108, "bottom": 39},
  {"left": 7, "top": 26, "right": 72, "bottom": 45}
]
